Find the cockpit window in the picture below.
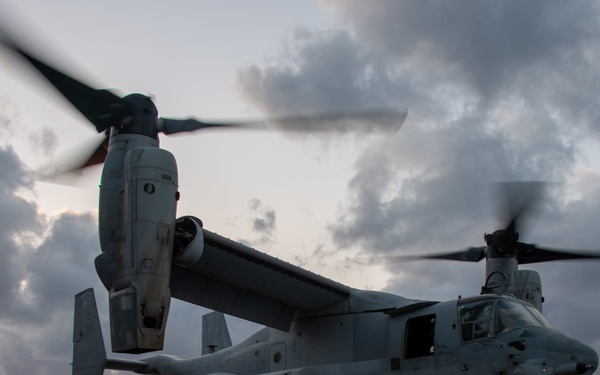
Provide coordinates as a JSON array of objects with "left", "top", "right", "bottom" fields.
[
  {"left": 526, "top": 305, "right": 553, "bottom": 328},
  {"left": 459, "top": 301, "right": 495, "bottom": 341},
  {"left": 459, "top": 298, "right": 553, "bottom": 342},
  {"left": 496, "top": 300, "right": 553, "bottom": 334}
]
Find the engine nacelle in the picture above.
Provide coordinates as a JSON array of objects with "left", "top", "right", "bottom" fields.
[
  {"left": 173, "top": 216, "right": 204, "bottom": 267},
  {"left": 509, "top": 270, "right": 543, "bottom": 312},
  {"left": 107, "top": 146, "right": 178, "bottom": 353},
  {"left": 483, "top": 265, "right": 544, "bottom": 312}
]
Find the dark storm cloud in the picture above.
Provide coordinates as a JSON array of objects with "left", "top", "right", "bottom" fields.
[
  {"left": 338, "top": 0, "right": 600, "bottom": 137},
  {"left": 25, "top": 211, "right": 99, "bottom": 317},
  {"left": 0, "top": 208, "right": 100, "bottom": 375},
  {"left": 325, "top": 1, "right": 600, "bottom": 103},
  {"left": 0, "top": 146, "right": 41, "bottom": 316},
  {"left": 0, "top": 144, "right": 101, "bottom": 374}
]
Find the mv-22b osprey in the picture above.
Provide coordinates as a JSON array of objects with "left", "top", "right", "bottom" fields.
[{"left": 4, "top": 35, "right": 600, "bottom": 375}]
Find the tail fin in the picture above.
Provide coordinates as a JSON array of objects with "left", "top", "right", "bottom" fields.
[
  {"left": 73, "top": 289, "right": 151, "bottom": 374},
  {"left": 202, "top": 311, "right": 232, "bottom": 355},
  {"left": 73, "top": 288, "right": 107, "bottom": 375}
]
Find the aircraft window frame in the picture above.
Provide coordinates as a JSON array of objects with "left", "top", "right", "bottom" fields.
[
  {"left": 458, "top": 300, "right": 495, "bottom": 341},
  {"left": 405, "top": 314, "right": 436, "bottom": 359},
  {"left": 525, "top": 305, "right": 553, "bottom": 329},
  {"left": 458, "top": 298, "right": 553, "bottom": 343},
  {"left": 496, "top": 300, "right": 553, "bottom": 334}
]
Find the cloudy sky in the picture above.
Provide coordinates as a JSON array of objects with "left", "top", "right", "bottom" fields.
[{"left": 2, "top": 1, "right": 600, "bottom": 374}]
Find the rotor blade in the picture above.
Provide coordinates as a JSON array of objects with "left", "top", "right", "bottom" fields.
[
  {"left": 497, "top": 181, "right": 545, "bottom": 236},
  {"left": 158, "top": 118, "right": 239, "bottom": 134},
  {"left": 36, "top": 132, "right": 109, "bottom": 181},
  {"left": 2, "top": 38, "right": 130, "bottom": 133},
  {"left": 159, "top": 110, "right": 408, "bottom": 135},
  {"left": 79, "top": 132, "right": 110, "bottom": 169},
  {"left": 361, "top": 246, "right": 486, "bottom": 265},
  {"left": 516, "top": 243, "right": 600, "bottom": 264},
  {"left": 408, "top": 247, "right": 486, "bottom": 262}
]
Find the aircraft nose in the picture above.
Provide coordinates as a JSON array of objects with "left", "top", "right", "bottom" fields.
[
  {"left": 547, "top": 334, "right": 598, "bottom": 374},
  {"left": 564, "top": 341, "right": 598, "bottom": 374}
]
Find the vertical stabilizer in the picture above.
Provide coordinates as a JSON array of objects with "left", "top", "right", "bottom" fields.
[
  {"left": 202, "top": 311, "right": 232, "bottom": 355},
  {"left": 73, "top": 288, "right": 107, "bottom": 375}
]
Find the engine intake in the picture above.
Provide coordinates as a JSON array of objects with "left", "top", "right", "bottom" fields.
[{"left": 173, "top": 216, "right": 205, "bottom": 267}]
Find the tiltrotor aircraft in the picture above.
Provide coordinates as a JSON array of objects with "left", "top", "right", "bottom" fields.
[{"left": 3, "top": 31, "right": 600, "bottom": 375}]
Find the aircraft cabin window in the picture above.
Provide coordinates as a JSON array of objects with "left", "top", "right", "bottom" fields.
[{"left": 405, "top": 314, "right": 436, "bottom": 358}]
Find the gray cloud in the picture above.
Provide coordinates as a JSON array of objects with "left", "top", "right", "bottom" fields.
[
  {"left": 29, "top": 126, "right": 58, "bottom": 156},
  {"left": 0, "top": 97, "right": 19, "bottom": 138},
  {"left": 0, "top": 146, "right": 41, "bottom": 318},
  {"left": 0, "top": 144, "right": 102, "bottom": 374},
  {"left": 235, "top": 1, "right": 598, "bottom": 253},
  {"left": 237, "top": 28, "right": 410, "bottom": 138},
  {"left": 324, "top": 1, "right": 600, "bottom": 106},
  {"left": 238, "top": 198, "right": 277, "bottom": 247},
  {"left": 238, "top": 29, "right": 369, "bottom": 115},
  {"left": 249, "top": 199, "right": 276, "bottom": 233},
  {"left": 0, "top": 97, "right": 58, "bottom": 157},
  {"left": 329, "top": 120, "right": 576, "bottom": 254},
  {"left": 0, "top": 210, "right": 101, "bottom": 375},
  {"left": 240, "top": 1, "right": 600, "bottom": 139}
]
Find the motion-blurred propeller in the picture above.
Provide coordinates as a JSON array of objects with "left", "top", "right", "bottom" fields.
[
  {"left": 1, "top": 32, "right": 407, "bottom": 178},
  {"left": 379, "top": 182, "right": 600, "bottom": 265}
]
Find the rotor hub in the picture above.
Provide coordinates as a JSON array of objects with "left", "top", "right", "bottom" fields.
[
  {"left": 111, "top": 93, "right": 159, "bottom": 139},
  {"left": 485, "top": 230, "right": 520, "bottom": 259}
]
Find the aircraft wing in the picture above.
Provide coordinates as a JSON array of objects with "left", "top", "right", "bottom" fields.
[{"left": 170, "top": 228, "right": 351, "bottom": 331}]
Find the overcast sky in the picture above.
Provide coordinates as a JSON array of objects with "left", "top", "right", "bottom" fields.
[{"left": 2, "top": 1, "right": 600, "bottom": 374}]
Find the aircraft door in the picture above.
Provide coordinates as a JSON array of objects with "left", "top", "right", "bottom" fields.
[{"left": 403, "top": 314, "right": 437, "bottom": 375}]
